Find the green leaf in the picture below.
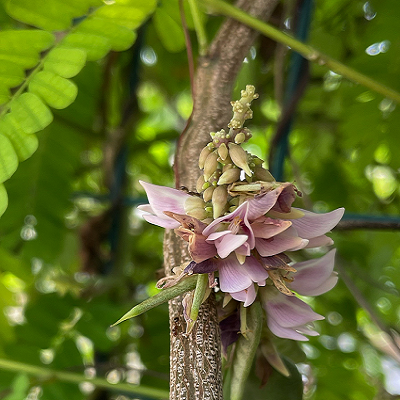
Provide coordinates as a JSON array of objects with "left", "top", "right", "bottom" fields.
[
  {"left": 0, "top": 134, "right": 18, "bottom": 183},
  {"left": 95, "top": 0, "right": 157, "bottom": 30},
  {"left": 43, "top": 47, "right": 87, "bottom": 78},
  {"left": 0, "top": 30, "right": 54, "bottom": 68},
  {"left": 0, "top": 60, "right": 25, "bottom": 88},
  {"left": 10, "top": 93, "right": 53, "bottom": 134},
  {"left": 29, "top": 71, "right": 78, "bottom": 110},
  {"left": 3, "top": 373, "right": 30, "bottom": 400},
  {"left": 0, "top": 184, "right": 7, "bottom": 218},
  {"left": 61, "top": 33, "right": 111, "bottom": 62},
  {"left": 77, "top": 16, "right": 137, "bottom": 52},
  {"left": 0, "top": 114, "right": 39, "bottom": 161},
  {"left": 5, "top": 0, "right": 99, "bottom": 31},
  {"left": 154, "top": 2, "right": 185, "bottom": 52},
  {"left": 112, "top": 275, "right": 198, "bottom": 326}
]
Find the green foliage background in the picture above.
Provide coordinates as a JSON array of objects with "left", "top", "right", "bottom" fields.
[{"left": 0, "top": 0, "right": 399, "bottom": 399}]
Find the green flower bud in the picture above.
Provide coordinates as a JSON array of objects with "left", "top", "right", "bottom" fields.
[
  {"left": 184, "top": 196, "right": 206, "bottom": 213},
  {"left": 217, "top": 167, "right": 240, "bottom": 185},
  {"left": 212, "top": 185, "right": 228, "bottom": 219},
  {"left": 228, "top": 143, "right": 252, "bottom": 176},
  {"left": 217, "top": 143, "right": 228, "bottom": 161},
  {"left": 196, "top": 175, "right": 206, "bottom": 193},
  {"left": 234, "top": 132, "right": 246, "bottom": 144},
  {"left": 254, "top": 166, "right": 275, "bottom": 182},
  {"left": 203, "top": 186, "right": 215, "bottom": 202},
  {"left": 198, "top": 146, "right": 212, "bottom": 169},
  {"left": 203, "top": 151, "right": 219, "bottom": 181},
  {"left": 186, "top": 207, "right": 208, "bottom": 220}
]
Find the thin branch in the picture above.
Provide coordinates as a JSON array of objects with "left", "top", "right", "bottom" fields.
[
  {"left": 336, "top": 217, "right": 400, "bottom": 231},
  {"left": 0, "top": 358, "right": 169, "bottom": 399},
  {"left": 188, "top": 0, "right": 208, "bottom": 55},
  {"left": 200, "top": 0, "right": 400, "bottom": 103}
]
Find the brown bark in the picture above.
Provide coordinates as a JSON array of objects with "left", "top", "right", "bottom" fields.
[{"left": 164, "top": 1, "right": 280, "bottom": 399}]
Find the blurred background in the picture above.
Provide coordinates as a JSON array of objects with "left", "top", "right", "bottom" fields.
[{"left": 0, "top": 0, "right": 399, "bottom": 399}]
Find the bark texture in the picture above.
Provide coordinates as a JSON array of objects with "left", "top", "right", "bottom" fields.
[{"left": 164, "top": 1, "right": 280, "bottom": 399}]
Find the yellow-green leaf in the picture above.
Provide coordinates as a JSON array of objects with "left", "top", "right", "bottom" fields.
[
  {"left": 0, "top": 184, "right": 8, "bottom": 218},
  {"left": 10, "top": 93, "right": 53, "bottom": 134},
  {"left": 0, "top": 114, "right": 38, "bottom": 161},
  {"left": 62, "top": 33, "right": 111, "bottom": 62},
  {"left": 0, "top": 30, "right": 54, "bottom": 68},
  {"left": 0, "top": 134, "right": 18, "bottom": 183},
  {"left": 29, "top": 71, "right": 78, "bottom": 110},
  {"left": 43, "top": 47, "right": 87, "bottom": 78}
]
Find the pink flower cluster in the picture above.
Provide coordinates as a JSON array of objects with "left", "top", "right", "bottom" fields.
[{"left": 138, "top": 181, "right": 344, "bottom": 341}]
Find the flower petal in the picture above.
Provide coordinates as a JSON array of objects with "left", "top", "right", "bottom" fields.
[
  {"left": 266, "top": 316, "right": 309, "bottom": 341},
  {"left": 215, "top": 234, "right": 249, "bottom": 259},
  {"left": 244, "top": 256, "right": 269, "bottom": 283},
  {"left": 218, "top": 256, "right": 253, "bottom": 293},
  {"left": 189, "top": 234, "right": 218, "bottom": 263},
  {"left": 263, "top": 293, "right": 324, "bottom": 328},
  {"left": 251, "top": 218, "right": 292, "bottom": 239},
  {"left": 305, "top": 235, "right": 334, "bottom": 248},
  {"left": 291, "top": 207, "right": 345, "bottom": 239},
  {"left": 289, "top": 249, "right": 337, "bottom": 296},
  {"left": 246, "top": 187, "right": 283, "bottom": 220},
  {"left": 142, "top": 213, "right": 180, "bottom": 229},
  {"left": 139, "top": 180, "right": 190, "bottom": 217},
  {"left": 231, "top": 284, "right": 257, "bottom": 307},
  {"left": 203, "top": 202, "right": 248, "bottom": 235},
  {"left": 255, "top": 232, "right": 308, "bottom": 257}
]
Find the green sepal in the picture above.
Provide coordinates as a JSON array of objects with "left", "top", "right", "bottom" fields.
[
  {"left": 186, "top": 273, "right": 209, "bottom": 333},
  {"left": 111, "top": 275, "right": 198, "bottom": 326},
  {"left": 230, "top": 301, "right": 263, "bottom": 400}
]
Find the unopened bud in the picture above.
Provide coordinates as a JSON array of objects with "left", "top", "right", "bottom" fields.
[
  {"left": 185, "top": 196, "right": 206, "bottom": 213},
  {"left": 254, "top": 166, "right": 275, "bottom": 182},
  {"left": 228, "top": 143, "right": 252, "bottom": 176},
  {"left": 217, "top": 143, "right": 228, "bottom": 161},
  {"left": 196, "top": 175, "right": 205, "bottom": 193},
  {"left": 217, "top": 167, "right": 240, "bottom": 185},
  {"left": 198, "top": 146, "right": 212, "bottom": 169},
  {"left": 203, "top": 151, "right": 219, "bottom": 181},
  {"left": 186, "top": 207, "right": 208, "bottom": 220},
  {"left": 212, "top": 185, "right": 228, "bottom": 219},
  {"left": 234, "top": 132, "right": 246, "bottom": 144},
  {"left": 203, "top": 186, "right": 215, "bottom": 202}
]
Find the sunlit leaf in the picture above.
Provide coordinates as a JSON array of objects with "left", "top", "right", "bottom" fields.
[{"left": 29, "top": 71, "right": 78, "bottom": 110}]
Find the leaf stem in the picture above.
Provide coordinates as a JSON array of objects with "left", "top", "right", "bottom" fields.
[
  {"left": 188, "top": 0, "right": 208, "bottom": 56},
  {"left": 0, "top": 358, "right": 169, "bottom": 399},
  {"left": 200, "top": 0, "right": 400, "bottom": 103}
]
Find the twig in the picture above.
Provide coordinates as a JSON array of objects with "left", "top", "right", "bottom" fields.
[
  {"left": 200, "top": 0, "right": 400, "bottom": 103},
  {"left": 0, "top": 358, "right": 169, "bottom": 399},
  {"left": 188, "top": 0, "right": 208, "bottom": 56}
]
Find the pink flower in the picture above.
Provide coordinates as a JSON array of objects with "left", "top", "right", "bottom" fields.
[
  {"left": 203, "top": 183, "right": 344, "bottom": 261},
  {"left": 258, "top": 249, "right": 337, "bottom": 340},
  {"left": 137, "top": 181, "right": 190, "bottom": 229},
  {"left": 261, "top": 291, "right": 324, "bottom": 341}
]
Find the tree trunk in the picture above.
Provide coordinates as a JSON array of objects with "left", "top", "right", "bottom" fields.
[{"left": 164, "top": 1, "right": 280, "bottom": 398}]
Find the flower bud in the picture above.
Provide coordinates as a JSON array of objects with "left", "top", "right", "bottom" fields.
[
  {"left": 254, "top": 166, "right": 275, "bottom": 182},
  {"left": 186, "top": 207, "right": 208, "bottom": 220},
  {"left": 228, "top": 143, "right": 252, "bottom": 176},
  {"left": 185, "top": 196, "right": 206, "bottom": 213},
  {"left": 198, "top": 146, "right": 212, "bottom": 169},
  {"left": 217, "top": 167, "right": 240, "bottom": 185},
  {"left": 203, "top": 186, "right": 215, "bottom": 202},
  {"left": 217, "top": 143, "right": 228, "bottom": 161},
  {"left": 203, "top": 151, "right": 219, "bottom": 181},
  {"left": 234, "top": 132, "right": 246, "bottom": 144},
  {"left": 212, "top": 185, "right": 228, "bottom": 219},
  {"left": 196, "top": 175, "right": 205, "bottom": 193}
]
